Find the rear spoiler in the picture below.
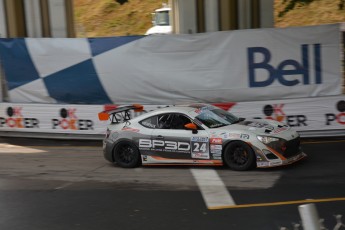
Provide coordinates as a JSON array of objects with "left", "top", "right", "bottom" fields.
[{"left": 98, "top": 104, "right": 144, "bottom": 124}]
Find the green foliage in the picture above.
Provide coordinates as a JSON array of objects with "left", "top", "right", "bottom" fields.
[
  {"left": 102, "top": 0, "right": 119, "bottom": 14},
  {"left": 339, "top": 0, "right": 345, "bottom": 10},
  {"left": 279, "top": 0, "right": 345, "bottom": 17},
  {"left": 115, "top": 0, "right": 128, "bottom": 5},
  {"left": 278, "top": 0, "right": 314, "bottom": 17}
]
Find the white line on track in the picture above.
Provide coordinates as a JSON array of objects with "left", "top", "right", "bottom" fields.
[
  {"left": 54, "top": 182, "right": 73, "bottom": 190},
  {"left": 190, "top": 169, "right": 235, "bottom": 209}
]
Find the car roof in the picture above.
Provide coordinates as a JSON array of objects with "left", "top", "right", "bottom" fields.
[
  {"left": 132, "top": 103, "right": 212, "bottom": 121},
  {"left": 147, "top": 105, "right": 195, "bottom": 115}
]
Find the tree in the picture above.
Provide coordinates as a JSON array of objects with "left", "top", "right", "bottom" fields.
[
  {"left": 339, "top": 0, "right": 345, "bottom": 10},
  {"left": 278, "top": 0, "right": 313, "bottom": 17},
  {"left": 115, "top": 0, "right": 128, "bottom": 5},
  {"left": 278, "top": 0, "right": 345, "bottom": 17}
]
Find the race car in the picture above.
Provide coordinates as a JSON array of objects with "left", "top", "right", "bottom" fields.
[{"left": 98, "top": 104, "right": 306, "bottom": 171}]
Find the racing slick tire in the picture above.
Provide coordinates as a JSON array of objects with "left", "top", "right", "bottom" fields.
[
  {"left": 223, "top": 141, "right": 256, "bottom": 171},
  {"left": 113, "top": 141, "right": 141, "bottom": 168}
]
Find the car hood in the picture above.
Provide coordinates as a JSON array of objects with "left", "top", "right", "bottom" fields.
[{"left": 212, "top": 119, "right": 291, "bottom": 135}]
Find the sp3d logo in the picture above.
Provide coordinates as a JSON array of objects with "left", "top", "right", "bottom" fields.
[
  {"left": 0, "top": 107, "right": 39, "bottom": 128},
  {"left": 325, "top": 101, "right": 345, "bottom": 125},
  {"left": 52, "top": 108, "right": 93, "bottom": 130},
  {"left": 139, "top": 139, "right": 190, "bottom": 153}
]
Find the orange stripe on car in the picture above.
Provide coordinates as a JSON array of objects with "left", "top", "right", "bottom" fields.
[
  {"left": 144, "top": 163, "right": 223, "bottom": 166},
  {"left": 266, "top": 146, "right": 287, "bottom": 160},
  {"left": 149, "top": 156, "right": 223, "bottom": 165}
]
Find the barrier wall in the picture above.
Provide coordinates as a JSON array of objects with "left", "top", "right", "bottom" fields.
[
  {"left": 0, "top": 24, "right": 343, "bottom": 138},
  {"left": 0, "top": 24, "right": 342, "bottom": 105},
  {"left": 0, "top": 96, "right": 343, "bottom": 138}
]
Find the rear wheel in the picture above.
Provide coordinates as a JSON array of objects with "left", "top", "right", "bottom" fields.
[
  {"left": 223, "top": 141, "right": 256, "bottom": 171},
  {"left": 113, "top": 141, "right": 141, "bottom": 168}
]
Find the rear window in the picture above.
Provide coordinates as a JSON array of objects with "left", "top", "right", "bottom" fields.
[{"left": 139, "top": 116, "right": 158, "bottom": 129}]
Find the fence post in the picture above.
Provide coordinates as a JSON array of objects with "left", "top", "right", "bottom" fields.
[{"left": 298, "top": 203, "right": 321, "bottom": 230}]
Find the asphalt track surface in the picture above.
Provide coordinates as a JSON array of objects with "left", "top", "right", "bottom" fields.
[{"left": 0, "top": 137, "right": 344, "bottom": 230}]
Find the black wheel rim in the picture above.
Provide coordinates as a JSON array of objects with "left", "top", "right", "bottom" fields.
[
  {"left": 118, "top": 144, "right": 135, "bottom": 164},
  {"left": 229, "top": 146, "right": 249, "bottom": 166}
]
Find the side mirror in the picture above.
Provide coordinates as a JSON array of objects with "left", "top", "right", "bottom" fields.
[{"left": 184, "top": 123, "right": 198, "bottom": 134}]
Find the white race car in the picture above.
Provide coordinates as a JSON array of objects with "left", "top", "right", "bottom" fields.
[{"left": 99, "top": 104, "right": 306, "bottom": 171}]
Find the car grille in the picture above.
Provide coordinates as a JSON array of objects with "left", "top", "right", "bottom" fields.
[
  {"left": 266, "top": 137, "right": 301, "bottom": 159},
  {"left": 282, "top": 137, "right": 301, "bottom": 158}
]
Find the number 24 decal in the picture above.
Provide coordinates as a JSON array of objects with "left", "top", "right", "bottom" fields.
[{"left": 193, "top": 142, "right": 207, "bottom": 152}]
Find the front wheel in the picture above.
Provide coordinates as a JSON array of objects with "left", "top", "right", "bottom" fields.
[
  {"left": 113, "top": 141, "right": 141, "bottom": 168},
  {"left": 223, "top": 141, "right": 256, "bottom": 171}
]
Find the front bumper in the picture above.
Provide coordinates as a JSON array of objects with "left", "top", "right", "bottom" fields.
[
  {"left": 256, "top": 152, "right": 307, "bottom": 168},
  {"left": 254, "top": 134, "right": 307, "bottom": 168}
]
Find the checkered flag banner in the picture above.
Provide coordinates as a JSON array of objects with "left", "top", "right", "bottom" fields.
[{"left": 0, "top": 24, "right": 342, "bottom": 105}]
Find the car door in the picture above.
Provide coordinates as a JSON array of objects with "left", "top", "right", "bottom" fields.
[{"left": 151, "top": 113, "right": 210, "bottom": 160}]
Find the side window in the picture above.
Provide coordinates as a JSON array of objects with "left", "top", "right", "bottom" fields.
[
  {"left": 157, "top": 113, "right": 174, "bottom": 129},
  {"left": 140, "top": 116, "right": 158, "bottom": 129},
  {"left": 140, "top": 113, "right": 200, "bottom": 130},
  {"left": 170, "top": 114, "right": 192, "bottom": 130}
]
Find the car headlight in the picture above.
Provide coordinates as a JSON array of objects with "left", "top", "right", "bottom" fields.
[{"left": 257, "top": 136, "right": 279, "bottom": 144}]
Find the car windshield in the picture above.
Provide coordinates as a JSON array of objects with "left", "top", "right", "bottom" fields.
[{"left": 195, "top": 108, "right": 239, "bottom": 128}]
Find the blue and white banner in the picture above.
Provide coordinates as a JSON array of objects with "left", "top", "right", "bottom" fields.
[{"left": 0, "top": 24, "right": 342, "bottom": 104}]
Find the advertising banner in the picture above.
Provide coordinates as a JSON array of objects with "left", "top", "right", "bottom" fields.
[
  {"left": 0, "top": 104, "right": 105, "bottom": 134},
  {"left": 229, "top": 96, "right": 345, "bottom": 132},
  {"left": 0, "top": 24, "right": 342, "bottom": 104},
  {"left": 0, "top": 96, "right": 344, "bottom": 137}
]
